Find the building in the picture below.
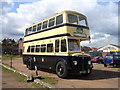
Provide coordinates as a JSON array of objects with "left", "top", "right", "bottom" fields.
[
  {"left": 18, "top": 38, "right": 23, "bottom": 55},
  {"left": 97, "top": 44, "right": 120, "bottom": 56}
]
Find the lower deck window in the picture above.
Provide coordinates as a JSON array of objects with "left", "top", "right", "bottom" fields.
[
  {"left": 36, "top": 45, "right": 40, "bottom": 52},
  {"left": 68, "top": 39, "right": 80, "bottom": 51},
  {"left": 31, "top": 46, "right": 35, "bottom": 52},
  {"left": 61, "top": 39, "right": 67, "bottom": 52},
  {"left": 27, "top": 46, "right": 30, "bottom": 52},
  {"left": 47, "top": 44, "right": 53, "bottom": 52},
  {"left": 41, "top": 44, "right": 46, "bottom": 52},
  {"left": 55, "top": 40, "right": 59, "bottom": 52}
]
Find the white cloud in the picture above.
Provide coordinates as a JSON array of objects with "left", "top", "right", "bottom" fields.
[{"left": 1, "top": 0, "right": 118, "bottom": 48}]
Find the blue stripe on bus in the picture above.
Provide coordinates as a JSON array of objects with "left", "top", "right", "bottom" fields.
[
  {"left": 24, "top": 23, "right": 89, "bottom": 37},
  {"left": 23, "top": 33, "right": 71, "bottom": 43}
]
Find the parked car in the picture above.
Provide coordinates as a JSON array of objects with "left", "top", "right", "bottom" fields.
[
  {"left": 103, "top": 54, "right": 120, "bottom": 67},
  {"left": 91, "top": 56, "right": 103, "bottom": 63}
]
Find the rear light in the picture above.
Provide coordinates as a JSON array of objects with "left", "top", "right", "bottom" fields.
[{"left": 111, "top": 59, "right": 114, "bottom": 63}]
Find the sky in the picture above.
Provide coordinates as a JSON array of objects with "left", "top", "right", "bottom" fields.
[{"left": 1, "top": 0, "right": 119, "bottom": 48}]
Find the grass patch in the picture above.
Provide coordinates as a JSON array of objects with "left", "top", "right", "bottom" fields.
[
  {"left": 2, "top": 65, "right": 26, "bottom": 82},
  {"left": 2, "top": 66, "right": 45, "bottom": 88},
  {"left": 2, "top": 55, "right": 22, "bottom": 60},
  {"left": 41, "top": 76, "right": 58, "bottom": 85}
]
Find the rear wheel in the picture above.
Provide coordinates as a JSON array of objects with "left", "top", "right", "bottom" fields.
[
  {"left": 56, "top": 61, "right": 68, "bottom": 78},
  {"left": 27, "top": 58, "right": 35, "bottom": 70}
]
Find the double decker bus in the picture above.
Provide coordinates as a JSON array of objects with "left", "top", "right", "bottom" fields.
[{"left": 23, "top": 10, "right": 93, "bottom": 78}]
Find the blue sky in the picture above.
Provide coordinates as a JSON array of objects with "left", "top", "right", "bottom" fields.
[{"left": 1, "top": 0, "right": 119, "bottom": 48}]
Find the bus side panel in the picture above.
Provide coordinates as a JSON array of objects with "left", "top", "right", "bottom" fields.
[
  {"left": 22, "top": 55, "right": 71, "bottom": 70},
  {"left": 23, "top": 55, "right": 92, "bottom": 73}
]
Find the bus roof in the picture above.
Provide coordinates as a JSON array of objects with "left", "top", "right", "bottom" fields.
[{"left": 26, "top": 10, "right": 86, "bottom": 29}]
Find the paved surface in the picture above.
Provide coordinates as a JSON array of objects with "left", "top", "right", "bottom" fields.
[{"left": 2, "top": 58, "right": 120, "bottom": 88}]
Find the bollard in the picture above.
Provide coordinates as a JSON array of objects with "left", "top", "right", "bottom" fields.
[{"left": 10, "top": 56, "right": 12, "bottom": 68}]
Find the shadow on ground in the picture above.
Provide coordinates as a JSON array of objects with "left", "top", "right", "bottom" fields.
[
  {"left": 67, "top": 69, "right": 120, "bottom": 80},
  {"left": 37, "top": 67, "right": 120, "bottom": 80}
]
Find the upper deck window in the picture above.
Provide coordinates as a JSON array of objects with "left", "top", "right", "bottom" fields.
[
  {"left": 68, "top": 14, "right": 78, "bottom": 24},
  {"left": 25, "top": 28, "right": 28, "bottom": 35},
  {"left": 42, "top": 21, "right": 48, "bottom": 29},
  {"left": 79, "top": 17, "right": 87, "bottom": 26},
  {"left": 48, "top": 18, "right": 55, "bottom": 27},
  {"left": 33, "top": 25, "right": 36, "bottom": 32},
  {"left": 56, "top": 15, "right": 63, "bottom": 25},
  {"left": 37, "top": 23, "right": 42, "bottom": 31},
  {"left": 28, "top": 27, "right": 32, "bottom": 34}
]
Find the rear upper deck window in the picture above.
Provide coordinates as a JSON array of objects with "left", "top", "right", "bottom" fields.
[
  {"left": 28, "top": 27, "right": 32, "bottom": 34},
  {"left": 42, "top": 21, "right": 48, "bottom": 29},
  {"left": 48, "top": 18, "right": 55, "bottom": 27},
  {"left": 37, "top": 23, "right": 42, "bottom": 31},
  {"left": 56, "top": 15, "right": 63, "bottom": 25},
  {"left": 68, "top": 14, "right": 78, "bottom": 24},
  {"left": 25, "top": 28, "right": 28, "bottom": 35},
  {"left": 33, "top": 25, "right": 36, "bottom": 32}
]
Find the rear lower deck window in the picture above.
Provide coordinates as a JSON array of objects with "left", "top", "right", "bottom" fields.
[
  {"left": 31, "top": 46, "right": 35, "bottom": 52},
  {"left": 41, "top": 44, "right": 46, "bottom": 52},
  {"left": 27, "top": 46, "right": 30, "bottom": 52},
  {"left": 36, "top": 45, "right": 40, "bottom": 52}
]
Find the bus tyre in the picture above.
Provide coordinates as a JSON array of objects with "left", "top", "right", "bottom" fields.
[
  {"left": 56, "top": 61, "right": 68, "bottom": 78},
  {"left": 104, "top": 64, "right": 107, "bottom": 67},
  {"left": 27, "top": 58, "right": 34, "bottom": 70}
]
